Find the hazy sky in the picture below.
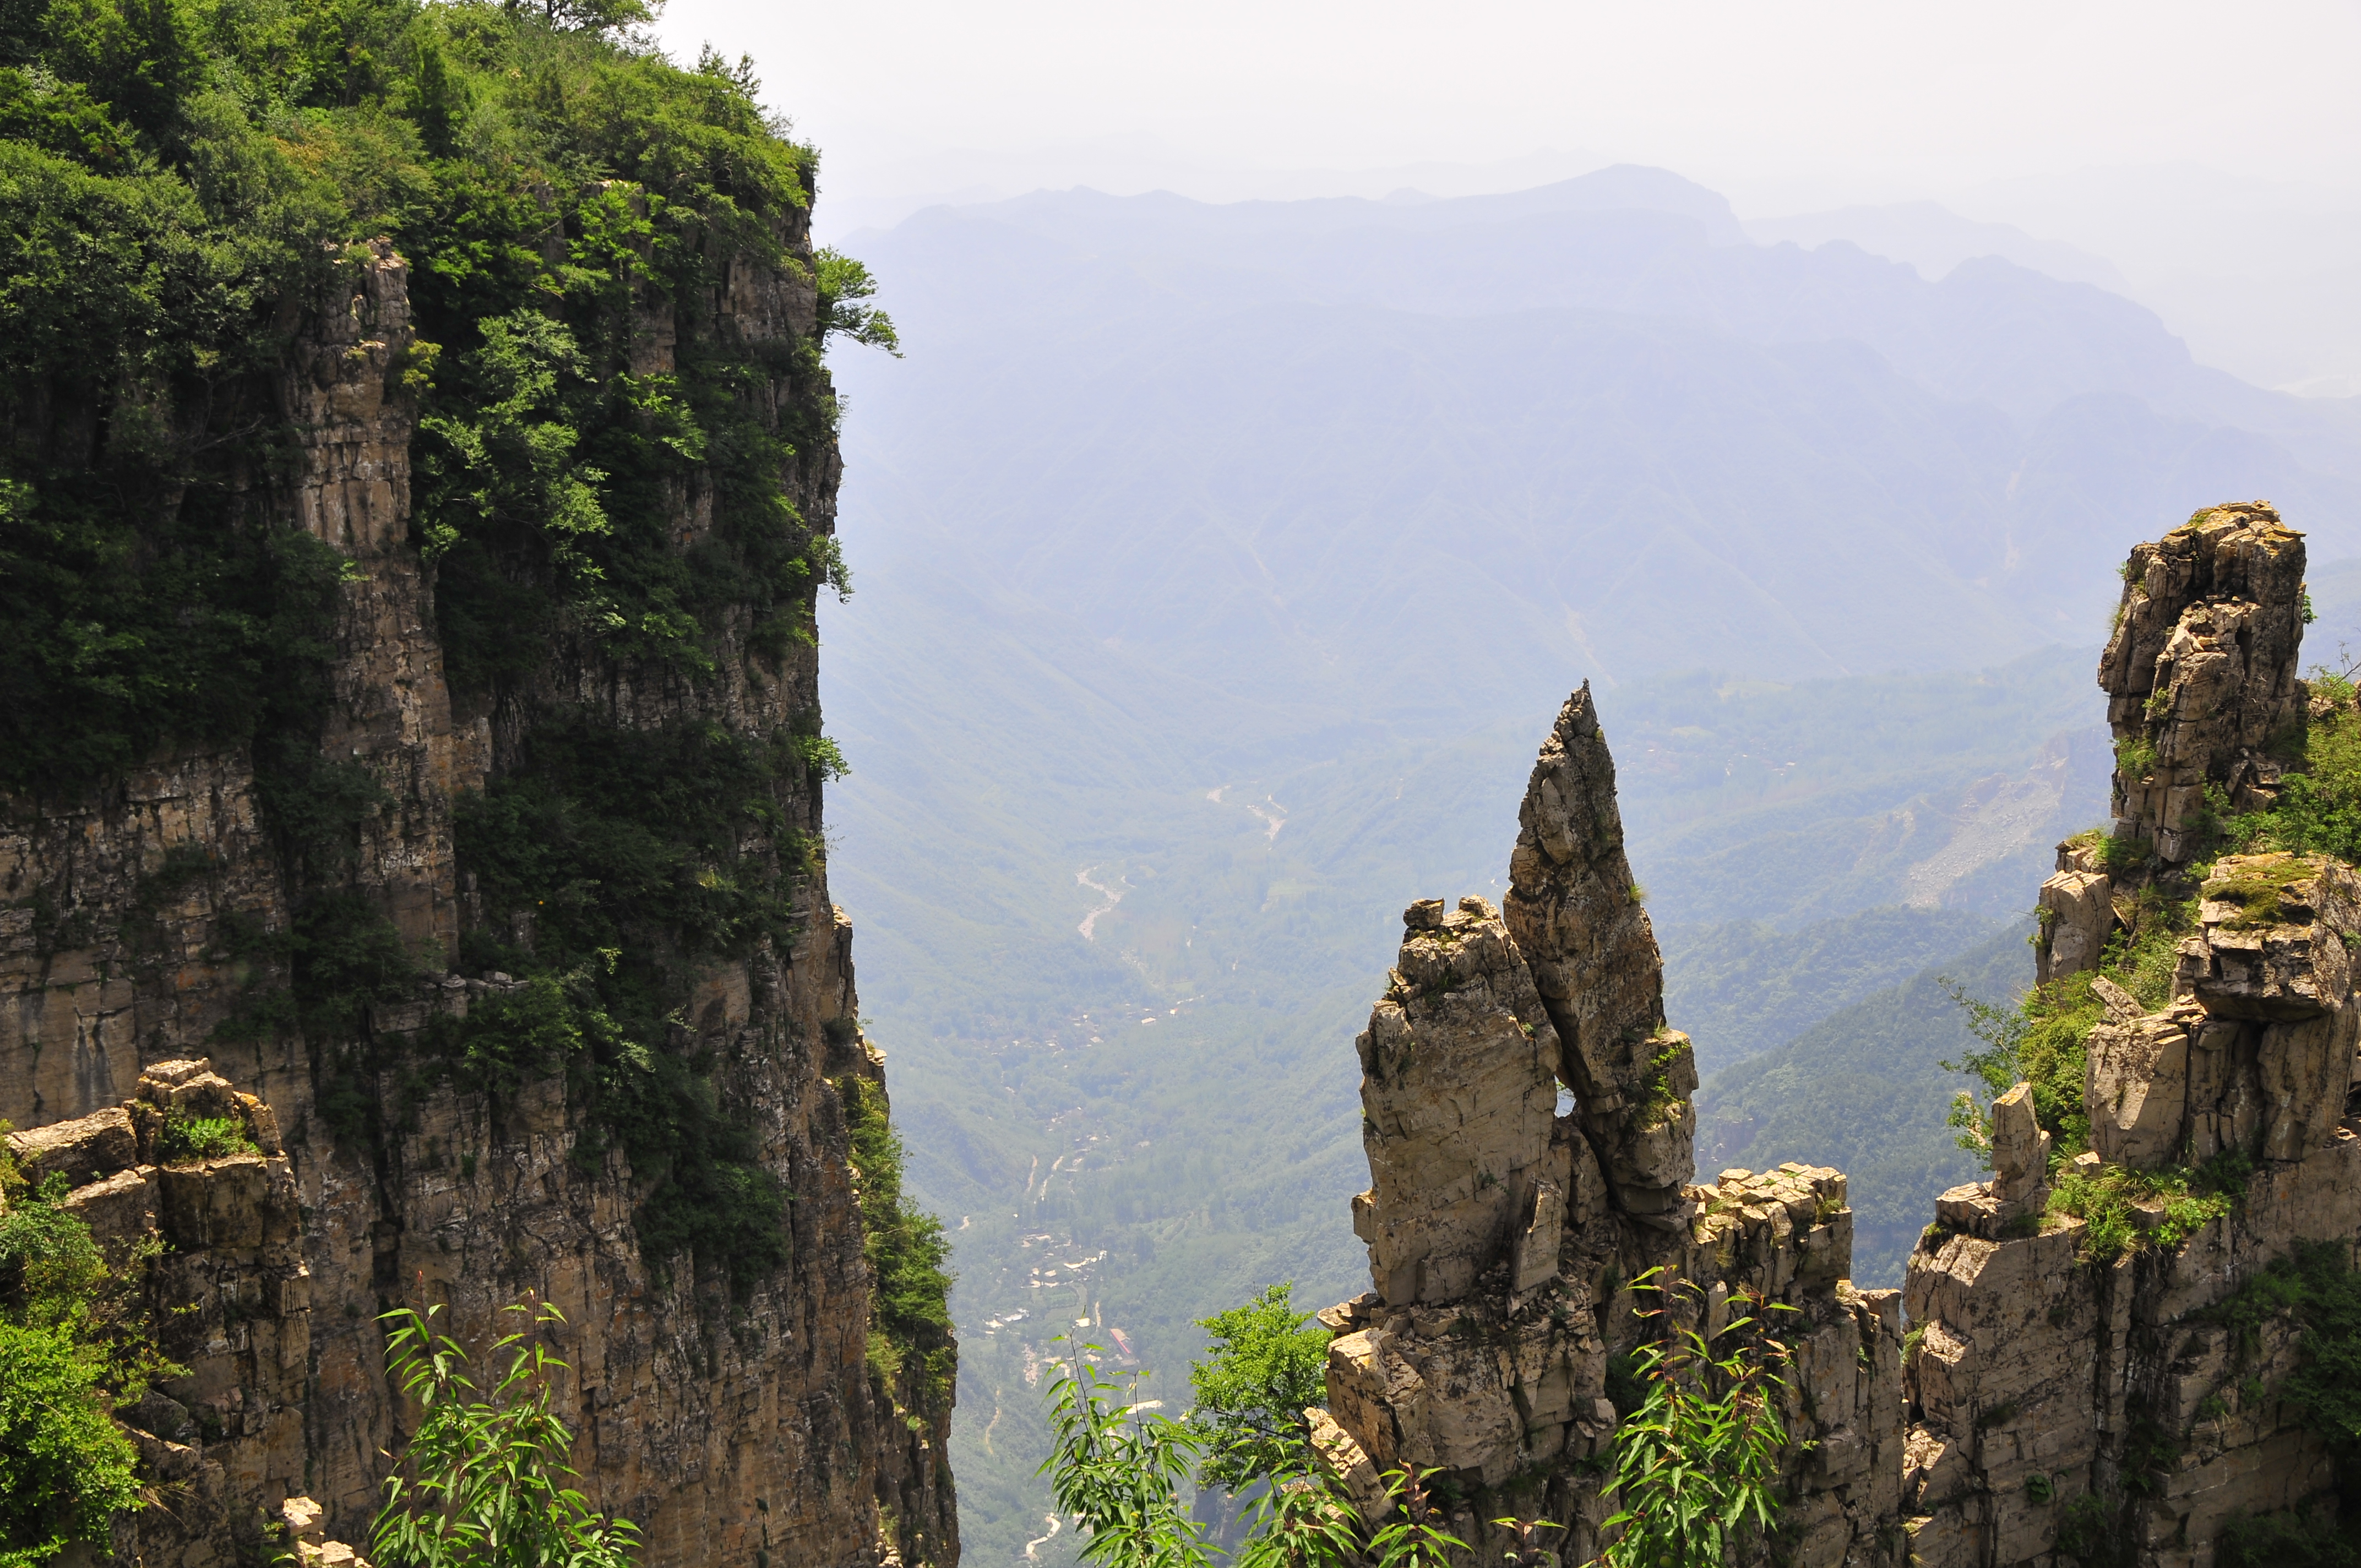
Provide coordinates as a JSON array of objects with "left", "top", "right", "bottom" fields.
[
  {"left": 651, "top": 1, "right": 2360, "bottom": 207},
  {"left": 650, "top": 0, "right": 2361, "bottom": 391}
]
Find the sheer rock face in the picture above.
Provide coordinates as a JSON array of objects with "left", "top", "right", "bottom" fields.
[
  {"left": 1504, "top": 684, "right": 1695, "bottom": 1218},
  {"left": 0, "top": 227, "right": 949, "bottom": 1567}
]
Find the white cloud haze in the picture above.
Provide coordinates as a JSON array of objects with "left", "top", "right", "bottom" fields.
[{"left": 652, "top": 0, "right": 2361, "bottom": 390}]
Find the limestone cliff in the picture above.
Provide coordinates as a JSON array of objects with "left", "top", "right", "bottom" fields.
[
  {"left": 0, "top": 211, "right": 953, "bottom": 1567},
  {"left": 1321, "top": 502, "right": 2360, "bottom": 1567}
]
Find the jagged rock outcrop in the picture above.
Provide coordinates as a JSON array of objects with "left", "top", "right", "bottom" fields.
[
  {"left": 1504, "top": 687, "right": 1696, "bottom": 1220},
  {"left": 2039, "top": 502, "right": 2309, "bottom": 984},
  {"left": 1904, "top": 516, "right": 2361, "bottom": 1568},
  {"left": 1327, "top": 689, "right": 1906, "bottom": 1565},
  {"left": 2103, "top": 502, "right": 2308, "bottom": 861},
  {"left": 1327, "top": 505, "right": 2361, "bottom": 1568},
  {"left": 0, "top": 213, "right": 950, "bottom": 1566}
]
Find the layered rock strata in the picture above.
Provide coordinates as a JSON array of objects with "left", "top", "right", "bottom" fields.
[
  {"left": 1325, "top": 505, "right": 2361, "bottom": 1568},
  {"left": 0, "top": 217, "right": 950, "bottom": 1565},
  {"left": 1907, "top": 845, "right": 2361, "bottom": 1568}
]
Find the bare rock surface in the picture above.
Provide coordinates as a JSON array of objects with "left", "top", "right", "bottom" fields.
[{"left": 1327, "top": 690, "right": 1904, "bottom": 1566}]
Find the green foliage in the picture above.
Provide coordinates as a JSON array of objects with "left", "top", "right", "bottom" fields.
[
  {"left": 813, "top": 247, "right": 900, "bottom": 356},
  {"left": 1597, "top": 1270, "right": 1794, "bottom": 1568},
  {"left": 1363, "top": 1469, "right": 1471, "bottom": 1568},
  {"left": 371, "top": 1298, "right": 639, "bottom": 1568},
  {"left": 1638, "top": 1036, "right": 1687, "bottom": 1125},
  {"left": 2053, "top": 1491, "right": 2117, "bottom": 1566},
  {"left": 0, "top": 0, "right": 883, "bottom": 976},
  {"left": 2044, "top": 1155, "right": 2245, "bottom": 1264},
  {"left": 1941, "top": 889, "right": 2198, "bottom": 1161},
  {"left": 0, "top": 1183, "right": 176, "bottom": 1565},
  {"left": 457, "top": 715, "right": 815, "bottom": 970},
  {"left": 0, "top": 1320, "right": 139, "bottom": 1567},
  {"left": 2196, "top": 670, "right": 2361, "bottom": 865},
  {"left": 1185, "top": 1282, "right": 1331, "bottom": 1490},
  {"left": 2216, "top": 1506, "right": 2357, "bottom": 1568},
  {"left": 2098, "top": 831, "right": 2151, "bottom": 874},
  {"left": 2204, "top": 853, "right": 2323, "bottom": 930},
  {"left": 2115, "top": 734, "right": 2158, "bottom": 781},
  {"left": 0, "top": 1181, "right": 179, "bottom": 1404},
  {"left": 1040, "top": 1340, "right": 1473, "bottom": 1568},
  {"left": 1039, "top": 1343, "right": 1213, "bottom": 1568},
  {"left": 447, "top": 713, "right": 833, "bottom": 1291},
  {"left": 839, "top": 1073, "right": 955, "bottom": 1409},
  {"left": 1227, "top": 1463, "right": 1365, "bottom": 1568},
  {"left": 155, "top": 1109, "right": 257, "bottom": 1162},
  {"left": 0, "top": 1194, "right": 103, "bottom": 1335},
  {"left": 2201, "top": 1242, "right": 2361, "bottom": 1461}
]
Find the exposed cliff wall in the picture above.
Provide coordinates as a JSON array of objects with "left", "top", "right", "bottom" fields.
[
  {"left": 2, "top": 166, "right": 949, "bottom": 1568},
  {"left": 1321, "top": 503, "right": 2359, "bottom": 1568}
]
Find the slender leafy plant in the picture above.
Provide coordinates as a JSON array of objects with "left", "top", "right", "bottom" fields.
[
  {"left": 1228, "top": 1456, "right": 1366, "bottom": 1568},
  {"left": 370, "top": 1295, "right": 639, "bottom": 1568},
  {"left": 1366, "top": 1467, "right": 1470, "bottom": 1568},
  {"left": 1039, "top": 1340, "right": 1212, "bottom": 1568},
  {"left": 1595, "top": 1270, "right": 1795, "bottom": 1568}
]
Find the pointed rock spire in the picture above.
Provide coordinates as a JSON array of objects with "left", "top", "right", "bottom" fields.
[{"left": 1503, "top": 684, "right": 1695, "bottom": 1218}]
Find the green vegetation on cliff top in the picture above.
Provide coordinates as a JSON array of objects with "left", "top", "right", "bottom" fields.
[
  {"left": 0, "top": 0, "right": 939, "bottom": 1354},
  {"left": 0, "top": 0, "right": 849, "bottom": 799}
]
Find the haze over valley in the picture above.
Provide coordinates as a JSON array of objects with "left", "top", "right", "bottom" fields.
[{"left": 802, "top": 165, "right": 2361, "bottom": 1561}]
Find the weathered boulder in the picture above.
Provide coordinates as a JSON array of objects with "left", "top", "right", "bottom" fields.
[
  {"left": 60, "top": 1164, "right": 158, "bottom": 1240},
  {"left": 1988, "top": 1083, "right": 2049, "bottom": 1208},
  {"left": 1693, "top": 1164, "right": 1853, "bottom": 1296},
  {"left": 2177, "top": 854, "right": 2361, "bottom": 1161},
  {"left": 5, "top": 1104, "right": 137, "bottom": 1186},
  {"left": 2086, "top": 1002, "right": 2200, "bottom": 1168},
  {"left": 2035, "top": 868, "right": 2112, "bottom": 984},
  {"left": 156, "top": 1153, "right": 299, "bottom": 1251},
  {"left": 1304, "top": 1408, "right": 1388, "bottom": 1526}
]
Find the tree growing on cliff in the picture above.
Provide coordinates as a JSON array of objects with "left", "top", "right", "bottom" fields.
[
  {"left": 1186, "top": 1283, "right": 1331, "bottom": 1491},
  {"left": 370, "top": 1297, "right": 639, "bottom": 1568}
]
